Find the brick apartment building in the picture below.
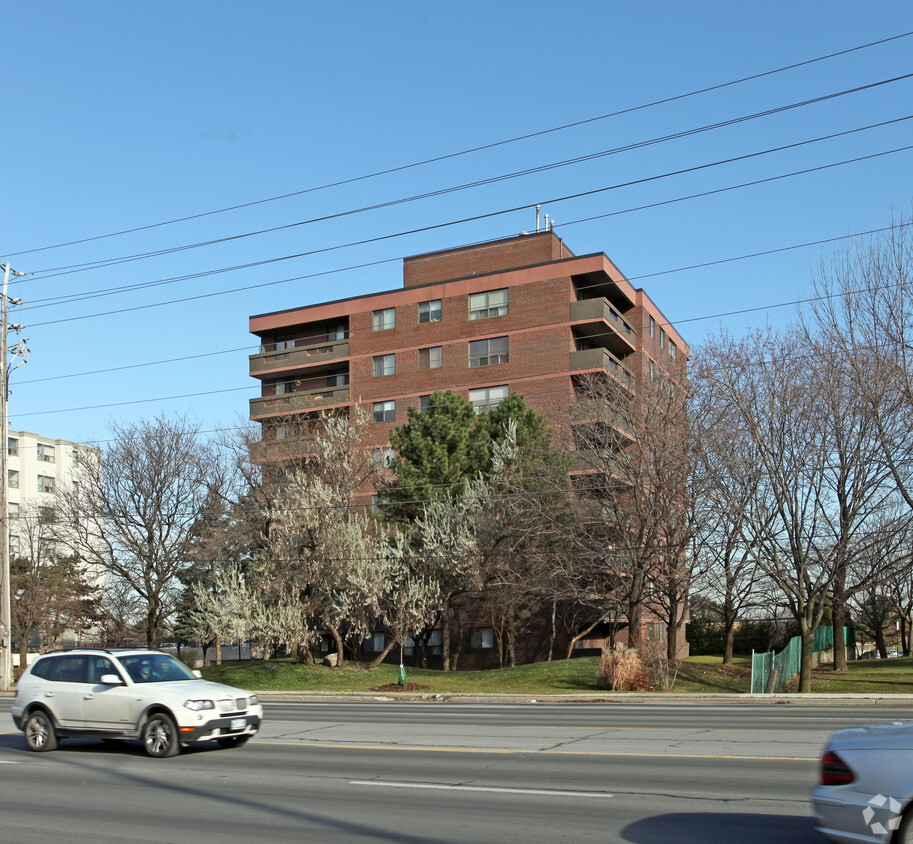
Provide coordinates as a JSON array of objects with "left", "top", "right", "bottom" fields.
[{"left": 248, "top": 231, "right": 689, "bottom": 666}]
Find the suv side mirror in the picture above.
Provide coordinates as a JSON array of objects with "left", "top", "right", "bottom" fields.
[
  {"left": 192, "top": 670, "right": 202, "bottom": 679},
  {"left": 99, "top": 674, "right": 124, "bottom": 686}
]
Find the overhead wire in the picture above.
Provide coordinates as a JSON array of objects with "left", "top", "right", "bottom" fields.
[
  {"left": 22, "top": 72, "right": 913, "bottom": 282},
  {"left": 6, "top": 28, "right": 911, "bottom": 260}
]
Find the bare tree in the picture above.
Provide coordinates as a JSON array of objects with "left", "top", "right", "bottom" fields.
[
  {"left": 61, "top": 415, "right": 220, "bottom": 648},
  {"left": 570, "top": 365, "right": 691, "bottom": 652},
  {"left": 697, "top": 326, "right": 909, "bottom": 690}
]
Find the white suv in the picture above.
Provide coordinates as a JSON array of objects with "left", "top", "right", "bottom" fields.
[{"left": 12, "top": 648, "right": 263, "bottom": 757}]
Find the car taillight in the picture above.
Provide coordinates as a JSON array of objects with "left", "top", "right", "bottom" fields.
[{"left": 821, "top": 750, "right": 855, "bottom": 785}]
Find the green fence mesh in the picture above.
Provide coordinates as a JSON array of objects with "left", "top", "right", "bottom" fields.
[{"left": 750, "top": 626, "right": 853, "bottom": 694}]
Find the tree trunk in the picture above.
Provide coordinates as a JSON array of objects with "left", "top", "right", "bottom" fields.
[
  {"left": 547, "top": 597, "right": 557, "bottom": 661},
  {"left": 875, "top": 625, "right": 888, "bottom": 659},
  {"left": 831, "top": 589, "right": 848, "bottom": 672},
  {"left": 627, "top": 596, "right": 642, "bottom": 651},
  {"left": 215, "top": 640, "right": 222, "bottom": 666},
  {"left": 19, "top": 633, "right": 29, "bottom": 670},
  {"left": 798, "top": 625, "right": 814, "bottom": 693},
  {"left": 723, "top": 623, "right": 736, "bottom": 667},
  {"left": 362, "top": 637, "right": 397, "bottom": 669},
  {"left": 441, "top": 603, "right": 451, "bottom": 673},
  {"left": 329, "top": 625, "right": 344, "bottom": 667}
]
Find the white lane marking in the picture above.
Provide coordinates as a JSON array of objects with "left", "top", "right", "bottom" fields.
[
  {"left": 0, "top": 761, "right": 21, "bottom": 765},
  {"left": 350, "top": 781, "right": 611, "bottom": 798}
]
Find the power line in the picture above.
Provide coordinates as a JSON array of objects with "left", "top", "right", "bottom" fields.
[
  {"left": 25, "top": 73, "right": 913, "bottom": 282},
  {"left": 21, "top": 124, "right": 913, "bottom": 326},
  {"left": 7, "top": 29, "right": 911, "bottom": 260}
]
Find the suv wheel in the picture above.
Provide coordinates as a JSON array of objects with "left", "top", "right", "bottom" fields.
[
  {"left": 24, "top": 710, "right": 58, "bottom": 752},
  {"left": 142, "top": 713, "right": 180, "bottom": 758}
]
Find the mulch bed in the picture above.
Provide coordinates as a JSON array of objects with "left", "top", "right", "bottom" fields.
[{"left": 370, "top": 682, "right": 430, "bottom": 692}]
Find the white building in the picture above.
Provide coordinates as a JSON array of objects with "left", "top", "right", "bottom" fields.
[{"left": 6, "top": 429, "right": 99, "bottom": 557}]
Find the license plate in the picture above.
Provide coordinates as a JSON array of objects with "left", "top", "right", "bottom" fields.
[{"left": 230, "top": 718, "right": 246, "bottom": 731}]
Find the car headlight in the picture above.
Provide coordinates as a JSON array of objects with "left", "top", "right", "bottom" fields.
[
  {"left": 249, "top": 695, "right": 259, "bottom": 707},
  {"left": 184, "top": 699, "right": 215, "bottom": 711}
]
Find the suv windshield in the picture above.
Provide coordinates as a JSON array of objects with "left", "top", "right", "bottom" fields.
[{"left": 118, "top": 653, "right": 196, "bottom": 684}]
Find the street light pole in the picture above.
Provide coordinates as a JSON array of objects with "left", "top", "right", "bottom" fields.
[{"left": 0, "top": 261, "right": 25, "bottom": 691}]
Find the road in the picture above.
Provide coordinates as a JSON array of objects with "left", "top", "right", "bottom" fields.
[{"left": 1, "top": 698, "right": 907, "bottom": 843}]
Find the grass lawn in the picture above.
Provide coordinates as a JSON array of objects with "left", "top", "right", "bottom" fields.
[{"left": 200, "top": 653, "right": 913, "bottom": 696}]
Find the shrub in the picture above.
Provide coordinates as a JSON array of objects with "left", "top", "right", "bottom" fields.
[{"left": 598, "top": 643, "right": 650, "bottom": 691}]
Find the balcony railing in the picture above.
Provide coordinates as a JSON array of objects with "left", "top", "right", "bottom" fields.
[
  {"left": 250, "top": 337, "right": 350, "bottom": 374},
  {"left": 569, "top": 347, "right": 633, "bottom": 384},
  {"left": 250, "top": 386, "right": 350, "bottom": 417},
  {"left": 570, "top": 298, "right": 636, "bottom": 342}
]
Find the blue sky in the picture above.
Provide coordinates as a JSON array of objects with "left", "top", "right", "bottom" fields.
[{"left": 3, "top": 2, "right": 912, "bottom": 446}]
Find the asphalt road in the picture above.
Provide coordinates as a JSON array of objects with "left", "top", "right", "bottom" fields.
[{"left": 0, "top": 699, "right": 908, "bottom": 843}]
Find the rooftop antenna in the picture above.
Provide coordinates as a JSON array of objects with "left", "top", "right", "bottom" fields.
[{"left": 536, "top": 204, "right": 541, "bottom": 233}]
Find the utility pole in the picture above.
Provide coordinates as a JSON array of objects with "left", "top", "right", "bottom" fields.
[{"left": 0, "top": 261, "right": 26, "bottom": 691}]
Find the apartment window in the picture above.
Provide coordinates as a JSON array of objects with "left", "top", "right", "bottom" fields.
[
  {"left": 470, "top": 627, "right": 495, "bottom": 649},
  {"left": 8, "top": 502, "right": 19, "bottom": 520},
  {"left": 419, "top": 394, "right": 431, "bottom": 413},
  {"left": 71, "top": 448, "right": 80, "bottom": 468},
  {"left": 273, "top": 335, "right": 292, "bottom": 351},
  {"left": 669, "top": 341, "right": 677, "bottom": 361},
  {"left": 469, "top": 385, "right": 508, "bottom": 414},
  {"left": 274, "top": 424, "right": 289, "bottom": 441},
  {"left": 8, "top": 470, "right": 18, "bottom": 489},
  {"left": 418, "top": 299, "right": 442, "bottom": 323},
  {"left": 469, "top": 336, "right": 508, "bottom": 368},
  {"left": 275, "top": 380, "right": 297, "bottom": 395},
  {"left": 403, "top": 630, "right": 442, "bottom": 656},
  {"left": 327, "top": 372, "right": 347, "bottom": 387},
  {"left": 7, "top": 437, "right": 17, "bottom": 457},
  {"left": 649, "top": 316, "right": 655, "bottom": 338},
  {"left": 418, "top": 346, "right": 442, "bottom": 371},
  {"left": 38, "top": 475, "right": 55, "bottom": 494},
  {"left": 372, "top": 308, "right": 395, "bottom": 331},
  {"left": 373, "top": 354, "right": 395, "bottom": 377},
  {"left": 362, "top": 632, "right": 385, "bottom": 653},
  {"left": 660, "top": 328, "right": 666, "bottom": 349},
  {"left": 649, "top": 359, "right": 655, "bottom": 381},
  {"left": 373, "top": 400, "right": 395, "bottom": 423},
  {"left": 373, "top": 447, "right": 396, "bottom": 469},
  {"left": 468, "top": 288, "right": 508, "bottom": 320},
  {"left": 371, "top": 494, "right": 389, "bottom": 515},
  {"left": 37, "top": 443, "right": 55, "bottom": 463},
  {"left": 9, "top": 534, "right": 19, "bottom": 554}
]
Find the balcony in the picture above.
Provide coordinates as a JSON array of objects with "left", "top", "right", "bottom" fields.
[
  {"left": 570, "top": 298, "right": 636, "bottom": 356},
  {"left": 250, "top": 337, "right": 350, "bottom": 376},
  {"left": 250, "top": 385, "right": 350, "bottom": 418},
  {"left": 569, "top": 347, "right": 633, "bottom": 385}
]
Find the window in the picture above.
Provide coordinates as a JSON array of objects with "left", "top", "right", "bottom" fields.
[
  {"left": 8, "top": 470, "right": 18, "bottom": 489},
  {"left": 374, "top": 447, "right": 395, "bottom": 469},
  {"left": 660, "top": 328, "right": 666, "bottom": 349},
  {"left": 37, "top": 443, "right": 55, "bottom": 463},
  {"left": 8, "top": 502, "right": 19, "bottom": 519},
  {"left": 328, "top": 324, "right": 346, "bottom": 341},
  {"left": 7, "top": 437, "right": 17, "bottom": 456},
  {"left": 273, "top": 335, "right": 292, "bottom": 351},
  {"left": 669, "top": 341, "right": 677, "bottom": 361},
  {"left": 274, "top": 424, "right": 289, "bottom": 440},
  {"left": 419, "top": 394, "right": 431, "bottom": 413},
  {"left": 363, "top": 632, "right": 385, "bottom": 653},
  {"left": 468, "top": 288, "right": 508, "bottom": 320},
  {"left": 373, "top": 354, "right": 395, "bottom": 377},
  {"left": 327, "top": 372, "right": 347, "bottom": 387},
  {"left": 649, "top": 359, "right": 655, "bottom": 380},
  {"left": 470, "top": 627, "right": 494, "bottom": 649},
  {"left": 38, "top": 475, "right": 55, "bottom": 494},
  {"left": 418, "top": 299, "right": 442, "bottom": 323},
  {"left": 403, "top": 630, "right": 442, "bottom": 656},
  {"left": 9, "top": 534, "right": 19, "bottom": 554},
  {"left": 275, "top": 379, "right": 297, "bottom": 395},
  {"left": 373, "top": 400, "right": 395, "bottom": 423},
  {"left": 649, "top": 316, "right": 655, "bottom": 338},
  {"left": 371, "top": 494, "right": 389, "bottom": 515},
  {"left": 372, "top": 308, "right": 395, "bottom": 331},
  {"left": 469, "top": 336, "right": 508, "bottom": 368},
  {"left": 469, "top": 385, "right": 508, "bottom": 414},
  {"left": 71, "top": 448, "right": 80, "bottom": 468},
  {"left": 87, "top": 655, "right": 120, "bottom": 685},
  {"left": 418, "top": 346, "right": 442, "bottom": 371},
  {"left": 47, "top": 654, "right": 87, "bottom": 683}
]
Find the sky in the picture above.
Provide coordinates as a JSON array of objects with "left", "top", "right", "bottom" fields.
[{"left": 3, "top": 2, "right": 913, "bottom": 447}]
